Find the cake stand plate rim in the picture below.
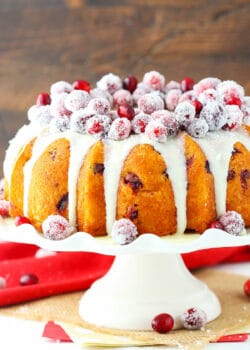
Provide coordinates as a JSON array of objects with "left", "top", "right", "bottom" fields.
[{"left": 0, "top": 218, "right": 249, "bottom": 255}]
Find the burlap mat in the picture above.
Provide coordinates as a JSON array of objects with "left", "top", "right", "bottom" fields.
[{"left": 0, "top": 269, "right": 250, "bottom": 349}]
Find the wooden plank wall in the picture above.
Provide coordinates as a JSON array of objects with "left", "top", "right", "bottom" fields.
[{"left": 0, "top": 0, "right": 249, "bottom": 176}]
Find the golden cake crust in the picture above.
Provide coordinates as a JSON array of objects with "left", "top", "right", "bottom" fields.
[
  {"left": 76, "top": 140, "right": 106, "bottom": 236},
  {"left": 184, "top": 134, "right": 216, "bottom": 232},
  {"left": 27, "top": 138, "right": 70, "bottom": 231},
  {"left": 226, "top": 141, "right": 250, "bottom": 226},
  {"left": 116, "top": 143, "right": 177, "bottom": 235},
  {"left": 9, "top": 139, "right": 35, "bottom": 217}
]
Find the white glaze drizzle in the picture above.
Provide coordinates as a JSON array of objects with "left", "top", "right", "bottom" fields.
[
  {"left": 5, "top": 123, "right": 250, "bottom": 235},
  {"left": 3, "top": 123, "right": 41, "bottom": 184},
  {"left": 196, "top": 128, "right": 250, "bottom": 216},
  {"left": 65, "top": 133, "right": 96, "bottom": 228}
]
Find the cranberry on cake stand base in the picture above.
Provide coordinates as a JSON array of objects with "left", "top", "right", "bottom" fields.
[
  {"left": 79, "top": 253, "right": 220, "bottom": 330},
  {"left": 1, "top": 218, "right": 250, "bottom": 331}
]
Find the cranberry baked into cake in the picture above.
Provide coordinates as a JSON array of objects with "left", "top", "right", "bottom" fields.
[{"left": 2, "top": 71, "right": 250, "bottom": 241}]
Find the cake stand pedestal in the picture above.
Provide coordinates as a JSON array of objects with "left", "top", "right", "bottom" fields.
[
  {"left": 1, "top": 219, "right": 250, "bottom": 331},
  {"left": 79, "top": 253, "right": 221, "bottom": 330}
]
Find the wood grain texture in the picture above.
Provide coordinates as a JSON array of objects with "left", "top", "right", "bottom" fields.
[{"left": 0, "top": 0, "right": 249, "bottom": 176}]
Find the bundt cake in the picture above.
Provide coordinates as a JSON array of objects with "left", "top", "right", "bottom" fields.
[{"left": 2, "top": 71, "right": 250, "bottom": 240}]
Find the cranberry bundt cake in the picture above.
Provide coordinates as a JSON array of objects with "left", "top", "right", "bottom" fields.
[{"left": 2, "top": 71, "right": 250, "bottom": 241}]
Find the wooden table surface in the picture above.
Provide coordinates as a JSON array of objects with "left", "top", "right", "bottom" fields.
[{"left": 0, "top": 0, "right": 249, "bottom": 177}]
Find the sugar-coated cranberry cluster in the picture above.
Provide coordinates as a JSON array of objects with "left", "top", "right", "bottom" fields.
[{"left": 28, "top": 72, "right": 250, "bottom": 141}]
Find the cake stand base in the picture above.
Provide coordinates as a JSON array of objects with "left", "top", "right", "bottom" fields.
[{"left": 79, "top": 253, "right": 221, "bottom": 330}]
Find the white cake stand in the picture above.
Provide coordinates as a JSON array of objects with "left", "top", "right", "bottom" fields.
[{"left": 1, "top": 217, "right": 250, "bottom": 331}]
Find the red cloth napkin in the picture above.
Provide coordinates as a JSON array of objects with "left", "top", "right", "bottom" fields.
[{"left": 0, "top": 241, "right": 249, "bottom": 306}]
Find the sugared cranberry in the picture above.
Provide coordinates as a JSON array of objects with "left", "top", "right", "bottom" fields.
[
  {"left": 209, "top": 220, "right": 224, "bottom": 230},
  {"left": 96, "top": 73, "right": 122, "bottom": 94},
  {"left": 72, "top": 79, "right": 91, "bottom": 92},
  {"left": 219, "top": 210, "right": 245, "bottom": 235},
  {"left": 165, "top": 80, "right": 181, "bottom": 90},
  {"left": 36, "top": 92, "right": 51, "bottom": 106},
  {"left": 151, "top": 313, "right": 174, "bottom": 333},
  {"left": 70, "top": 109, "right": 92, "bottom": 134},
  {"left": 198, "top": 88, "right": 218, "bottom": 105},
  {"left": 113, "top": 89, "right": 133, "bottom": 107},
  {"left": 108, "top": 117, "right": 131, "bottom": 140},
  {"left": 86, "top": 115, "right": 111, "bottom": 139},
  {"left": 20, "top": 273, "right": 39, "bottom": 286},
  {"left": 0, "top": 200, "right": 10, "bottom": 217},
  {"left": 174, "top": 102, "right": 196, "bottom": 128},
  {"left": 192, "top": 99, "right": 203, "bottom": 113},
  {"left": 223, "top": 105, "right": 243, "bottom": 130},
  {"left": 145, "top": 120, "right": 167, "bottom": 142},
  {"left": 86, "top": 119, "right": 102, "bottom": 134},
  {"left": 131, "top": 113, "right": 150, "bottom": 133},
  {"left": 64, "top": 90, "right": 90, "bottom": 112},
  {"left": 0, "top": 276, "right": 6, "bottom": 289},
  {"left": 179, "top": 90, "right": 195, "bottom": 103},
  {"left": 224, "top": 95, "right": 242, "bottom": 107},
  {"left": 87, "top": 97, "right": 110, "bottom": 115},
  {"left": 50, "top": 81, "right": 73, "bottom": 96},
  {"left": 180, "top": 307, "right": 207, "bottom": 330},
  {"left": 244, "top": 279, "right": 250, "bottom": 297},
  {"left": 165, "top": 89, "right": 182, "bottom": 111},
  {"left": 123, "top": 75, "right": 138, "bottom": 93},
  {"left": 28, "top": 105, "right": 53, "bottom": 126},
  {"left": 193, "top": 77, "right": 221, "bottom": 96},
  {"left": 217, "top": 80, "right": 244, "bottom": 100},
  {"left": 180, "top": 77, "right": 195, "bottom": 92},
  {"left": 143, "top": 71, "right": 165, "bottom": 90},
  {"left": 50, "top": 93, "right": 71, "bottom": 118},
  {"left": 138, "top": 92, "right": 164, "bottom": 114},
  {"left": 111, "top": 218, "right": 138, "bottom": 245},
  {"left": 187, "top": 118, "right": 209, "bottom": 138},
  {"left": 117, "top": 104, "right": 135, "bottom": 120},
  {"left": 199, "top": 101, "right": 226, "bottom": 131},
  {"left": 15, "top": 216, "right": 31, "bottom": 226},
  {"left": 42, "top": 215, "right": 73, "bottom": 240},
  {"left": 152, "top": 110, "right": 179, "bottom": 136},
  {"left": 49, "top": 116, "right": 70, "bottom": 133}
]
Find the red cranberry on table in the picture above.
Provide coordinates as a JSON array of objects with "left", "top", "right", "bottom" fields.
[
  {"left": 72, "top": 79, "right": 91, "bottom": 93},
  {"left": 244, "top": 279, "right": 250, "bottom": 297},
  {"left": 20, "top": 273, "right": 39, "bottom": 286},
  {"left": 15, "top": 215, "right": 31, "bottom": 226},
  {"left": 36, "top": 92, "right": 51, "bottom": 106},
  {"left": 123, "top": 75, "right": 138, "bottom": 93},
  {"left": 151, "top": 313, "right": 174, "bottom": 333},
  {"left": 180, "top": 77, "right": 195, "bottom": 92}
]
